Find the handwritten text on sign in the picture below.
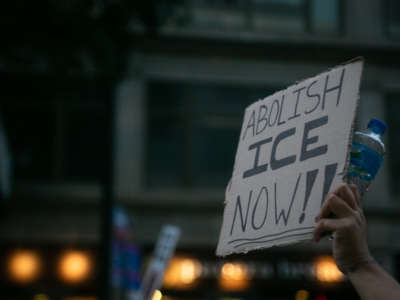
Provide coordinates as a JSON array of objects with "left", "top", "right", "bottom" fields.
[{"left": 217, "top": 59, "right": 363, "bottom": 256}]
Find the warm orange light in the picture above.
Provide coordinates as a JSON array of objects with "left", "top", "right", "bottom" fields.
[
  {"left": 314, "top": 256, "right": 344, "bottom": 283},
  {"left": 295, "top": 289, "right": 310, "bottom": 300},
  {"left": 8, "top": 250, "right": 41, "bottom": 283},
  {"left": 163, "top": 257, "right": 202, "bottom": 289},
  {"left": 151, "top": 290, "right": 162, "bottom": 300},
  {"left": 219, "top": 262, "right": 250, "bottom": 291},
  {"left": 33, "top": 294, "right": 50, "bottom": 300},
  {"left": 59, "top": 251, "right": 91, "bottom": 283}
]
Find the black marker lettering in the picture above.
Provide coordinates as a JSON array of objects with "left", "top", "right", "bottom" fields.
[
  {"left": 274, "top": 173, "right": 301, "bottom": 226},
  {"left": 299, "top": 169, "right": 318, "bottom": 224},
  {"left": 305, "top": 80, "right": 321, "bottom": 114},
  {"left": 256, "top": 105, "right": 268, "bottom": 135},
  {"left": 251, "top": 186, "right": 269, "bottom": 230},
  {"left": 268, "top": 99, "right": 280, "bottom": 127},
  {"left": 289, "top": 86, "right": 306, "bottom": 120},
  {"left": 322, "top": 68, "right": 345, "bottom": 110},
  {"left": 242, "top": 109, "right": 256, "bottom": 140},
  {"left": 277, "top": 94, "right": 286, "bottom": 126},
  {"left": 243, "top": 137, "right": 273, "bottom": 178},
  {"left": 300, "top": 116, "right": 328, "bottom": 162},
  {"left": 270, "top": 127, "right": 297, "bottom": 170},
  {"left": 230, "top": 191, "right": 253, "bottom": 235},
  {"left": 321, "top": 163, "right": 338, "bottom": 206}
]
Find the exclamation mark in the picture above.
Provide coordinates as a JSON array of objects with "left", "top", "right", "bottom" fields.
[
  {"left": 321, "top": 163, "right": 338, "bottom": 206},
  {"left": 299, "top": 169, "right": 318, "bottom": 224}
]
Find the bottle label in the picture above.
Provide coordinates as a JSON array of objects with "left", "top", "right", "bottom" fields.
[{"left": 350, "top": 142, "right": 383, "bottom": 179}]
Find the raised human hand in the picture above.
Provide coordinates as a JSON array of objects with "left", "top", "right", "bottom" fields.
[{"left": 314, "top": 184, "right": 373, "bottom": 274}]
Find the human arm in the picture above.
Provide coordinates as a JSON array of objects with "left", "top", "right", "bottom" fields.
[{"left": 314, "top": 184, "right": 400, "bottom": 300}]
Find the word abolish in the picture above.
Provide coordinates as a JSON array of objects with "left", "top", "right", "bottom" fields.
[{"left": 241, "top": 68, "right": 345, "bottom": 141}]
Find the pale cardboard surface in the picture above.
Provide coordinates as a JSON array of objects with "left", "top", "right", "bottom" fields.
[{"left": 216, "top": 59, "right": 363, "bottom": 256}]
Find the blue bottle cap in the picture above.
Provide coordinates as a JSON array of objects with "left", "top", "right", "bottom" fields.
[{"left": 368, "top": 118, "right": 386, "bottom": 135}]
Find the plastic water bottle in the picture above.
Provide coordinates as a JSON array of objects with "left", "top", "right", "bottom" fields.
[{"left": 346, "top": 118, "right": 386, "bottom": 197}]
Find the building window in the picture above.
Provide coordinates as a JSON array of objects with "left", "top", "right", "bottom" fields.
[
  {"left": 384, "top": 0, "right": 400, "bottom": 38},
  {"left": 157, "top": 0, "right": 342, "bottom": 35},
  {"left": 187, "top": 0, "right": 249, "bottom": 30},
  {"left": 310, "top": 0, "right": 341, "bottom": 34},
  {"left": 386, "top": 94, "right": 400, "bottom": 195},
  {"left": 1, "top": 75, "right": 110, "bottom": 183},
  {"left": 251, "top": 0, "right": 307, "bottom": 33},
  {"left": 146, "top": 80, "right": 278, "bottom": 188}
]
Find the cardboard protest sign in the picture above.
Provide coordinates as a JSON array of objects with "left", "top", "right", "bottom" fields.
[
  {"left": 216, "top": 58, "right": 363, "bottom": 256},
  {"left": 136, "top": 225, "right": 180, "bottom": 300}
]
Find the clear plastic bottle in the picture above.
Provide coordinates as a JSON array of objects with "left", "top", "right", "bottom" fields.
[{"left": 346, "top": 118, "right": 386, "bottom": 197}]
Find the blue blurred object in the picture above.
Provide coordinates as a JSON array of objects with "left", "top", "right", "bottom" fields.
[
  {"left": 111, "top": 206, "right": 141, "bottom": 292},
  {"left": 0, "top": 119, "right": 12, "bottom": 200},
  {"left": 347, "top": 118, "right": 386, "bottom": 196}
]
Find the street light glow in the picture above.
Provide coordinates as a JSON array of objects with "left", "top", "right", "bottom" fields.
[
  {"left": 59, "top": 251, "right": 91, "bottom": 283},
  {"left": 295, "top": 289, "right": 310, "bottom": 300},
  {"left": 163, "top": 257, "right": 202, "bottom": 288},
  {"left": 8, "top": 250, "right": 41, "bottom": 283},
  {"left": 219, "top": 262, "right": 250, "bottom": 291},
  {"left": 314, "top": 256, "right": 344, "bottom": 283},
  {"left": 151, "top": 290, "right": 162, "bottom": 300}
]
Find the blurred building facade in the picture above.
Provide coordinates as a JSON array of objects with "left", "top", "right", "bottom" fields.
[{"left": 2, "top": 0, "right": 400, "bottom": 299}]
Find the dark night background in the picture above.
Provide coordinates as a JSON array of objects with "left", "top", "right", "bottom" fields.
[{"left": 1, "top": 1, "right": 400, "bottom": 300}]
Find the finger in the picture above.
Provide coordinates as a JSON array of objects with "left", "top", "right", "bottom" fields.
[
  {"left": 316, "top": 184, "right": 353, "bottom": 220},
  {"left": 314, "top": 218, "right": 342, "bottom": 242},
  {"left": 319, "top": 193, "right": 354, "bottom": 219},
  {"left": 335, "top": 184, "right": 357, "bottom": 210},
  {"left": 348, "top": 184, "right": 361, "bottom": 207}
]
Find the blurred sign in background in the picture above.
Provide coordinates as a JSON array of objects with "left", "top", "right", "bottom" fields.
[{"left": 1, "top": 1, "right": 400, "bottom": 300}]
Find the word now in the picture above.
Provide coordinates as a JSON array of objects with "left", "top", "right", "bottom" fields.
[{"left": 230, "top": 163, "right": 338, "bottom": 236}]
